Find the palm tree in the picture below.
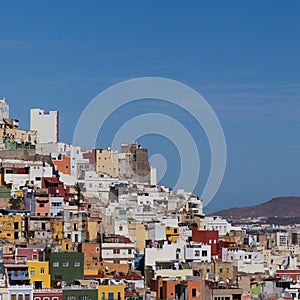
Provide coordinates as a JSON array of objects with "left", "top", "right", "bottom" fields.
[{"left": 74, "top": 182, "right": 84, "bottom": 208}]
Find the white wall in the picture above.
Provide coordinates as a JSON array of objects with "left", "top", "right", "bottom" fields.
[
  {"left": 145, "top": 244, "right": 177, "bottom": 267},
  {"left": 30, "top": 108, "right": 58, "bottom": 143}
]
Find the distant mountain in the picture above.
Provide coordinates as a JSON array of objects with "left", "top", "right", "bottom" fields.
[{"left": 212, "top": 197, "right": 300, "bottom": 223}]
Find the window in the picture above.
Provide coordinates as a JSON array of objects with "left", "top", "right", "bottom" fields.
[
  {"left": 119, "top": 226, "right": 123, "bottom": 231},
  {"left": 113, "top": 249, "right": 120, "bottom": 254},
  {"left": 128, "top": 249, "right": 132, "bottom": 254},
  {"left": 74, "top": 261, "right": 80, "bottom": 267},
  {"left": 66, "top": 297, "right": 76, "bottom": 300},
  {"left": 39, "top": 203, "right": 44, "bottom": 208},
  {"left": 18, "top": 295, "right": 23, "bottom": 300},
  {"left": 11, "top": 295, "right": 16, "bottom": 300},
  {"left": 118, "top": 292, "right": 121, "bottom": 300},
  {"left": 31, "top": 270, "right": 35, "bottom": 276},
  {"left": 53, "top": 261, "right": 59, "bottom": 267},
  {"left": 63, "top": 262, "right": 69, "bottom": 267},
  {"left": 195, "top": 250, "right": 200, "bottom": 257},
  {"left": 40, "top": 267, "right": 45, "bottom": 274},
  {"left": 108, "top": 292, "right": 114, "bottom": 300},
  {"left": 101, "top": 293, "right": 105, "bottom": 300},
  {"left": 192, "top": 288, "right": 197, "bottom": 297},
  {"left": 53, "top": 298, "right": 59, "bottom": 300},
  {"left": 96, "top": 247, "right": 100, "bottom": 252},
  {"left": 79, "top": 296, "right": 88, "bottom": 300},
  {"left": 34, "top": 298, "right": 41, "bottom": 300},
  {"left": 202, "top": 250, "right": 207, "bottom": 257},
  {"left": 43, "top": 298, "right": 49, "bottom": 300},
  {"left": 32, "top": 254, "right": 38, "bottom": 260}
]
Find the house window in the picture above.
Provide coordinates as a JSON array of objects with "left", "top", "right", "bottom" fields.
[
  {"left": 79, "top": 296, "right": 88, "bottom": 300},
  {"left": 96, "top": 247, "right": 100, "bottom": 252},
  {"left": 202, "top": 250, "right": 207, "bottom": 257},
  {"left": 43, "top": 298, "right": 49, "bottom": 300},
  {"left": 53, "top": 261, "right": 59, "bottom": 267},
  {"left": 53, "top": 298, "right": 59, "bottom": 300},
  {"left": 32, "top": 254, "right": 38, "bottom": 260},
  {"left": 66, "top": 297, "right": 76, "bottom": 300},
  {"left": 63, "top": 262, "right": 69, "bottom": 267},
  {"left": 39, "top": 203, "right": 44, "bottom": 208},
  {"left": 11, "top": 294, "right": 16, "bottom": 300},
  {"left": 34, "top": 298, "right": 41, "bottom": 300},
  {"left": 74, "top": 261, "right": 81, "bottom": 267},
  {"left": 195, "top": 250, "right": 200, "bottom": 257},
  {"left": 192, "top": 288, "right": 197, "bottom": 297},
  {"left": 40, "top": 267, "right": 45, "bottom": 274},
  {"left": 31, "top": 270, "right": 35, "bottom": 276},
  {"left": 119, "top": 226, "right": 123, "bottom": 231},
  {"left": 18, "top": 295, "right": 23, "bottom": 300},
  {"left": 101, "top": 293, "right": 105, "bottom": 300},
  {"left": 118, "top": 292, "right": 121, "bottom": 300},
  {"left": 108, "top": 292, "right": 114, "bottom": 300},
  {"left": 128, "top": 249, "right": 132, "bottom": 254},
  {"left": 113, "top": 249, "right": 120, "bottom": 254}
]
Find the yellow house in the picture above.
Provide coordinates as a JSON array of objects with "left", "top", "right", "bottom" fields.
[
  {"left": 128, "top": 221, "right": 148, "bottom": 253},
  {"left": 0, "top": 214, "right": 22, "bottom": 241},
  {"left": 27, "top": 261, "right": 50, "bottom": 289},
  {"left": 166, "top": 226, "right": 180, "bottom": 243},
  {"left": 50, "top": 219, "right": 63, "bottom": 244},
  {"left": 98, "top": 282, "right": 125, "bottom": 300},
  {"left": 61, "top": 239, "right": 74, "bottom": 251}
]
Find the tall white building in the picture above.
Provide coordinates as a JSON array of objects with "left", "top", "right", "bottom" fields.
[
  {"left": 0, "top": 97, "right": 9, "bottom": 125},
  {"left": 30, "top": 108, "right": 58, "bottom": 143}
]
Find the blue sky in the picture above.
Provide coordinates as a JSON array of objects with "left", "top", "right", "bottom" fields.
[{"left": 0, "top": 1, "right": 300, "bottom": 212}]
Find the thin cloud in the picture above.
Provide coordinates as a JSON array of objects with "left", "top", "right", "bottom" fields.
[{"left": 0, "top": 39, "right": 26, "bottom": 49}]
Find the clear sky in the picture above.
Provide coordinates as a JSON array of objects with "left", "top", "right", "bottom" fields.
[{"left": 0, "top": 1, "right": 300, "bottom": 212}]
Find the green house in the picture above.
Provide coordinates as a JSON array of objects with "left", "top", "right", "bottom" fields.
[
  {"left": 50, "top": 252, "right": 84, "bottom": 287},
  {"left": 62, "top": 287, "right": 98, "bottom": 300}
]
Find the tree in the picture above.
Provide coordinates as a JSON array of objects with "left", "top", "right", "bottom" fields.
[
  {"left": 9, "top": 195, "right": 23, "bottom": 210},
  {"left": 74, "top": 182, "right": 84, "bottom": 208}
]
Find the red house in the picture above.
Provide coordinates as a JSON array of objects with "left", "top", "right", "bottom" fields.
[
  {"left": 276, "top": 269, "right": 300, "bottom": 281},
  {"left": 33, "top": 288, "right": 62, "bottom": 300},
  {"left": 15, "top": 248, "right": 44, "bottom": 261},
  {"left": 42, "top": 177, "right": 69, "bottom": 200},
  {"left": 192, "top": 228, "right": 219, "bottom": 256}
]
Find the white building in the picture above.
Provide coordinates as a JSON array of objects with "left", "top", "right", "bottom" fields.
[
  {"left": 205, "top": 216, "right": 241, "bottom": 236},
  {"left": 222, "top": 248, "right": 265, "bottom": 274},
  {"left": 102, "top": 241, "right": 135, "bottom": 269},
  {"left": 83, "top": 171, "right": 119, "bottom": 199},
  {"left": 184, "top": 243, "right": 211, "bottom": 262},
  {"left": 275, "top": 231, "right": 289, "bottom": 248},
  {"left": 0, "top": 97, "right": 9, "bottom": 125},
  {"left": 30, "top": 108, "right": 58, "bottom": 143},
  {"left": 148, "top": 222, "right": 167, "bottom": 241},
  {"left": 50, "top": 196, "right": 64, "bottom": 217}
]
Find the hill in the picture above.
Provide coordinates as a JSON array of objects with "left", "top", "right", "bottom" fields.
[{"left": 212, "top": 196, "right": 300, "bottom": 224}]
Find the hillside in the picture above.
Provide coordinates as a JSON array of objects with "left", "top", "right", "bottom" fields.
[{"left": 212, "top": 196, "right": 300, "bottom": 223}]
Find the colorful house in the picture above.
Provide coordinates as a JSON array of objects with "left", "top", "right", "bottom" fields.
[
  {"left": 28, "top": 261, "right": 51, "bottom": 289},
  {"left": 50, "top": 252, "right": 84, "bottom": 287}
]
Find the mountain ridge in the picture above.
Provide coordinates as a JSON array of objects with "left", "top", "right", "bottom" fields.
[{"left": 211, "top": 196, "right": 300, "bottom": 219}]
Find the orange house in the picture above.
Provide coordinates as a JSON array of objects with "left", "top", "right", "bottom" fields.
[
  {"left": 35, "top": 197, "right": 50, "bottom": 216},
  {"left": 156, "top": 276, "right": 203, "bottom": 300},
  {"left": 52, "top": 154, "right": 71, "bottom": 175}
]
